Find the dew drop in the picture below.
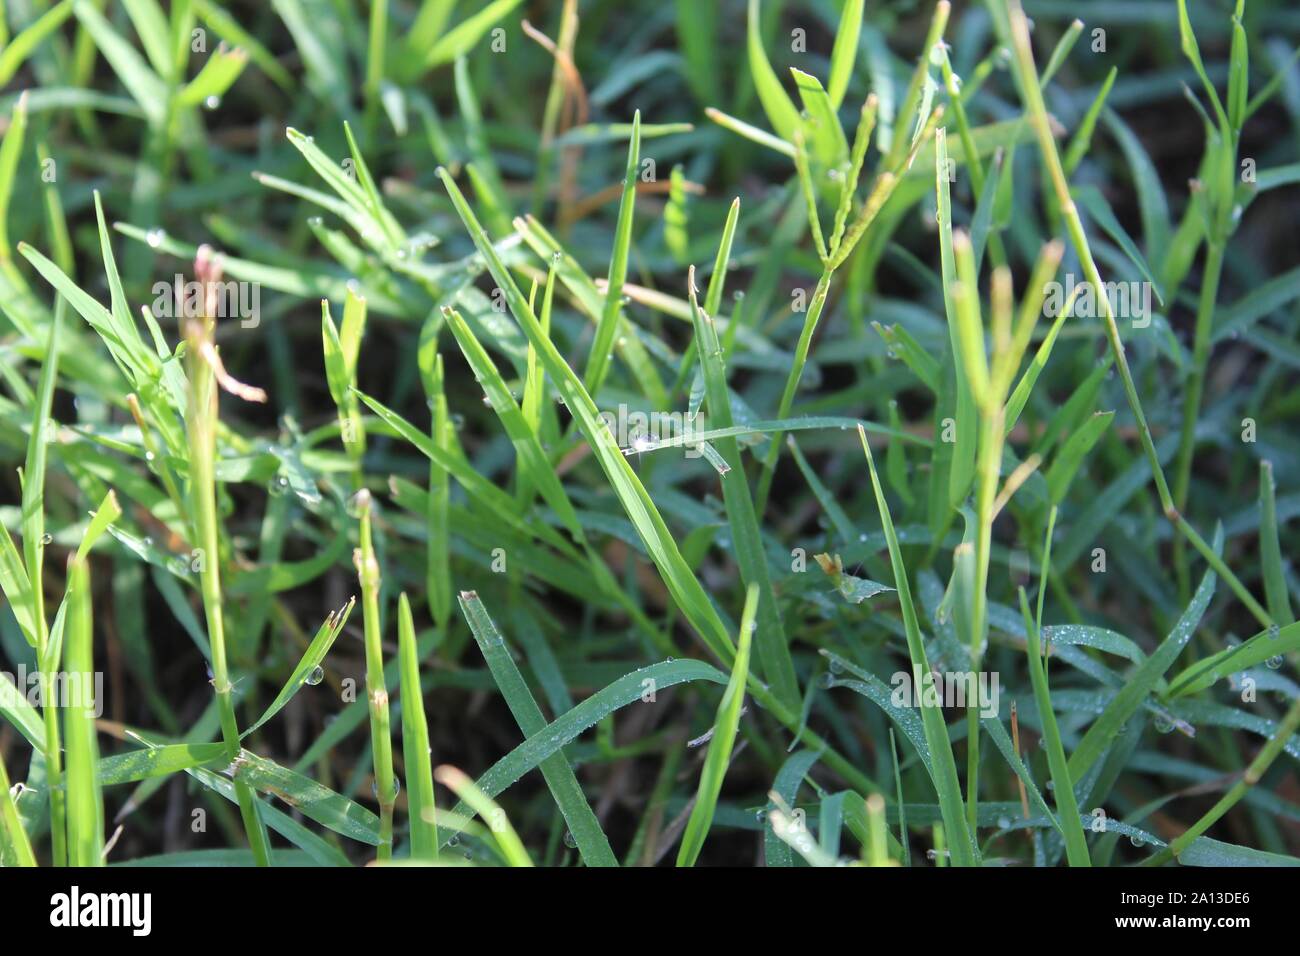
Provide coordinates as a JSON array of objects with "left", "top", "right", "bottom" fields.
[
  {"left": 40, "top": 532, "right": 53, "bottom": 545},
  {"left": 145, "top": 228, "right": 166, "bottom": 248},
  {"left": 1266, "top": 655, "right": 1284, "bottom": 671},
  {"left": 1154, "top": 713, "right": 1175, "bottom": 734},
  {"left": 267, "top": 474, "right": 289, "bottom": 497},
  {"left": 563, "top": 830, "right": 578, "bottom": 849},
  {"left": 204, "top": 95, "right": 221, "bottom": 110},
  {"left": 305, "top": 665, "right": 325, "bottom": 686}
]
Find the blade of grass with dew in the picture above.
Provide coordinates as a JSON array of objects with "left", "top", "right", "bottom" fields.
[
  {"left": 458, "top": 590, "right": 617, "bottom": 867},
  {"left": 437, "top": 167, "right": 735, "bottom": 664},
  {"left": 227, "top": 749, "right": 382, "bottom": 846},
  {"left": 677, "top": 583, "right": 758, "bottom": 866},
  {"left": 1068, "top": 526, "right": 1222, "bottom": 780},
  {"left": 1167, "top": 621, "right": 1300, "bottom": 699},
  {"left": 858, "top": 425, "right": 974, "bottom": 865},
  {"left": 242, "top": 597, "right": 355, "bottom": 739},
  {"left": 97, "top": 743, "right": 229, "bottom": 786},
  {"left": 437, "top": 659, "right": 727, "bottom": 846}
]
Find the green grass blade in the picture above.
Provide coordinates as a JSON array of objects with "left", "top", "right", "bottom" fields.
[
  {"left": 397, "top": 592, "right": 439, "bottom": 861},
  {"left": 437, "top": 167, "right": 737, "bottom": 666},
  {"left": 242, "top": 597, "right": 355, "bottom": 739},
  {"left": 458, "top": 591, "right": 617, "bottom": 866},
  {"left": 583, "top": 111, "right": 639, "bottom": 398},
  {"left": 857, "top": 426, "right": 974, "bottom": 865},
  {"left": 1068, "top": 527, "right": 1222, "bottom": 780},
  {"left": 827, "top": 0, "right": 863, "bottom": 109},
  {"left": 1018, "top": 589, "right": 1091, "bottom": 866},
  {"left": 1259, "top": 460, "right": 1294, "bottom": 626},
  {"left": 746, "top": 0, "right": 799, "bottom": 141},
  {"left": 64, "top": 550, "right": 104, "bottom": 866},
  {"left": 677, "top": 583, "right": 758, "bottom": 866}
]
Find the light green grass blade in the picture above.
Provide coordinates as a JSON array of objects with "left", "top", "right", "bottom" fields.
[
  {"left": 1168, "top": 621, "right": 1300, "bottom": 698},
  {"left": 97, "top": 743, "right": 228, "bottom": 785},
  {"left": 1045, "top": 410, "right": 1114, "bottom": 505},
  {"left": 678, "top": 583, "right": 758, "bottom": 866},
  {"left": 242, "top": 597, "right": 355, "bottom": 739},
  {"left": 935, "top": 128, "right": 976, "bottom": 508},
  {"left": 64, "top": 551, "right": 104, "bottom": 866},
  {"left": 0, "top": 753, "right": 36, "bottom": 866},
  {"left": 459, "top": 590, "right": 617, "bottom": 867},
  {"left": 746, "top": 0, "right": 799, "bottom": 141},
  {"left": 0, "top": 1, "right": 75, "bottom": 86},
  {"left": 583, "top": 111, "right": 639, "bottom": 398},
  {"left": 434, "top": 764, "right": 533, "bottom": 866},
  {"left": 858, "top": 425, "right": 975, "bottom": 866},
  {"left": 417, "top": 330, "right": 453, "bottom": 630},
  {"left": 423, "top": 0, "right": 525, "bottom": 71},
  {"left": 397, "top": 593, "right": 438, "bottom": 860},
  {"left": 827, "top": 0, "right": 863, "bottom": 109},
  {"left": 791, "top": 68, "right": 849, "bottom": 168},
  {"left": 444, "top": 305, "right": 584, "bottom": 538}
]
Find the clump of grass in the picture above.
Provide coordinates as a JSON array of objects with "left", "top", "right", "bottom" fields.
[{"left": 0, "top": 0, "right": 1297, "bottom": 872}]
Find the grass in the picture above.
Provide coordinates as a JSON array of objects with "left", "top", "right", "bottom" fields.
[{"left": 0, "top": 0, "right": 1298, "bottom": 870}]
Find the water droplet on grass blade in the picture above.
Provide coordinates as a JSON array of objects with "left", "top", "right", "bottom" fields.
[
  {"left": 145, "top": 228, "right": 166, "bottom": 248},
  {"left": 563, "top": 831, "right": 577, "bottom": 849},
  {"left": 305, "top": 665, "right": 325, "bottom": 686}
]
